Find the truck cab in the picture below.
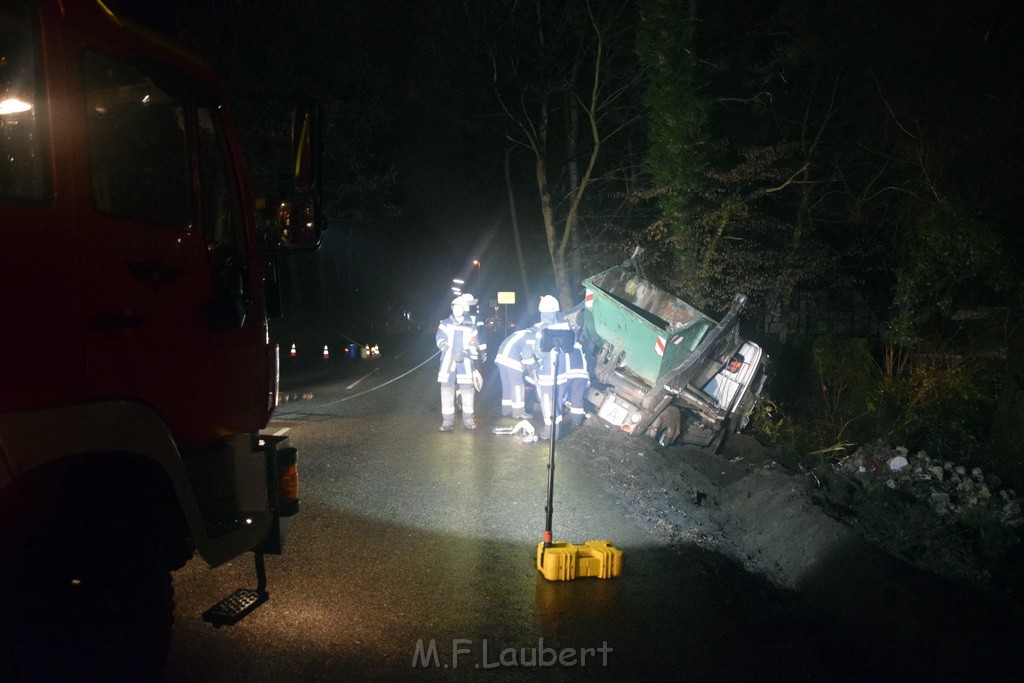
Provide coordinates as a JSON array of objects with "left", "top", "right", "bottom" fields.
[{"left": 1, "top": 1, "right": 321, "bottom": 677}]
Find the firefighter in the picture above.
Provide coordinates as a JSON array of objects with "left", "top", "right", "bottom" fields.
[
  {"left": 436, "top": 296, "right": 481, "bottom": 431},
  {"left": 532, "top": 295, "right": 572, "bottom": 439},
  {"left": 536, "top": 323, "right": 588, "bottom": 439},
  {"left": 524, "top": 295, "right": 560, "bottom": 364},
  {"left": 494, "top": 323, "right": 540, "bottom": 420}
]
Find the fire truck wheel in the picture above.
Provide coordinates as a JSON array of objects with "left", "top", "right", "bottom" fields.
[{"left": 2, "top": 499, "right": 174, "bottom": 679}]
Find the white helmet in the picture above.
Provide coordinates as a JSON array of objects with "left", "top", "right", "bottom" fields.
[
  {"left": 459, "top": 293, "right": 479, "bottom": 306},
  {"left": 538, "top": 295, "right": 560, "bottom": 313}
]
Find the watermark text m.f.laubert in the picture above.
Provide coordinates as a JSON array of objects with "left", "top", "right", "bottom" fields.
[{"left": 412, "top": 638, "right": 613, "bottom": 669}]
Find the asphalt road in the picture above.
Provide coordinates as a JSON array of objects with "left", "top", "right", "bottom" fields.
[
  {"left": 162, "top": 335, "right": 798, "bottom": 681},
  {"left": 161, "top": 334, "right": 1024, "bottom": 681}
]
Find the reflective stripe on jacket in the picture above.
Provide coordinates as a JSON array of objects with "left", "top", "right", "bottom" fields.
[
  {"left": 557, "top": 343, "right": 589, "bottom": 384},
  {"left": 494, "top": 327, "right": 535, "bottom": 373}
]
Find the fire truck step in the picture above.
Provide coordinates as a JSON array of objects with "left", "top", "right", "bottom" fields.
[{"left": 202, "top": 588, "right": 268, "bottom": 627}]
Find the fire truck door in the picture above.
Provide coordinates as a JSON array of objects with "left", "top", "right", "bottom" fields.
[{"left": 77, "top": 46, "right": 262, "bottom": 440}]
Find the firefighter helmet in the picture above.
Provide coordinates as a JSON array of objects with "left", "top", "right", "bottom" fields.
[{"left": 538, "top": 295, "right": 560, "bottom": 313}]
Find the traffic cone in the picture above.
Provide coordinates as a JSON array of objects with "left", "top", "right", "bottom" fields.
[
  {"left": 323, "top": 344, "right": 330, "bottom": 360},
  {"left": 290, "top": 343, "right": 297, "bottom": 358}
]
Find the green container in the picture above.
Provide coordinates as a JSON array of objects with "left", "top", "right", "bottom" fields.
[{"left": 582, "top": 267, "right": 714, "bottom": 386}]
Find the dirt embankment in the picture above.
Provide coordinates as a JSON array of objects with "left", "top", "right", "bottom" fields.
[
  {"left": 567, "top": 426, "right": 859, "bottom": 589},
  {"left": 567, "top": 424, "right": 1024, "bottom": 677},
  {"left": 570, "top": 424, "right": 1024, "bottom": 593}
]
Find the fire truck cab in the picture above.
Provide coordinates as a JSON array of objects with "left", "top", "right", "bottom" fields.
[{"left": 1, "top": 0, "right": 320, "bottom": 677}]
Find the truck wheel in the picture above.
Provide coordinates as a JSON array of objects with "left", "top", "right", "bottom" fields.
[
  {"left": 2, "top": 502, "right": 174, "bottom": 680},
  {"left": 646, "top": 406, "right": 681, "bottom": 447},
  {"left": 702, "top": 418, "right": 733, "bottom": 455}
]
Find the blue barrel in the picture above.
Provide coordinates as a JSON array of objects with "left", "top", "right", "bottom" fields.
[{"left": 346, "top": 343, "right": 359, "bottom": 359}]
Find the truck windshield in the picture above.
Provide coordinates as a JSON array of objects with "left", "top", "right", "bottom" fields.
[{"left": 0, "top": 0, "right": 49, "bottom": 203}]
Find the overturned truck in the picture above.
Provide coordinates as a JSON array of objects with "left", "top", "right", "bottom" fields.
[{"left": 568, "top": 266, "right": 767, "bottom": 452}]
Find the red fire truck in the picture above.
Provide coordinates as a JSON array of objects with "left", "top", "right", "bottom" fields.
[{"left": 1, "top": 0, "right": 320, "bottom": 677}]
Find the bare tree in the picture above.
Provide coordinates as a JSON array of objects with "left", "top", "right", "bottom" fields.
[
  {"left": 483, "top": 0, "right": 643, "bottom": 306},
  {"left": 504, "top": 147, "right": 532, "bottom": 302}
]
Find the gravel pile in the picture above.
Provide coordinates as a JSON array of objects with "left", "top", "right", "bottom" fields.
[{"left": 835, "top": 439, "right": 1023, "bottom": 526}]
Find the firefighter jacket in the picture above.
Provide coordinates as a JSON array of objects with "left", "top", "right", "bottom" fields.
[
  {"left": 468, "top": 314, "right": 488, "bottom": 360},
  {"left": 436, "top": 315, "right": 480, "bottom": 384},
  {"left": 522, "top": 320, "right": 554, "bottom": 385},
  {"left": 494, "top": 325, "right": 540, "bottom": 374},
  {"left": 557, "top": 339, "right": 590, "bottom": 386}
]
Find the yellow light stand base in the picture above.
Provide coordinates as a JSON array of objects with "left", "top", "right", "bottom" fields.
[{"left": 536, "top": 540, "right": 624, "bottom": 581}]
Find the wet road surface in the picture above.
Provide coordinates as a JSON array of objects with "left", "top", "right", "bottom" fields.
[{"left": 164, "top": 335, "right": 1024, "bottom": 681}]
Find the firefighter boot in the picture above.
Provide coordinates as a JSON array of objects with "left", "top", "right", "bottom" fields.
[
  {"left": 440, "top": 385, "right": 457, "bottom": 432},
  {"left": 539, "top": 423, "right": 561, "bottom": 441},
  {"left": 460, "top": 386, "right": 476, "bottom": 430}
]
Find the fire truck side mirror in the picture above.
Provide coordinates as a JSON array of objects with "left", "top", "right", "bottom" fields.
[
  {"left": 275, "top": 195, "right": 318, "bottom": 248},
  {"left": 274, "top": 100, "right": 322, "bottom": 249}
]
